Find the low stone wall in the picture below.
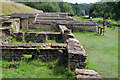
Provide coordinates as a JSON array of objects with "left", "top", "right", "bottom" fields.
[
  {"left": 34, "top": 20, "right": 97, "bottom": 32},
  {"left": 13, "top": 32, "right": 62, "bottom": 43},
  {"left": 59, "top": 25, "right": 74, "bottom": 42},
  {"left": 67, "top": 38, "right": 87, "bottom": 70},
  {"left": 0, "top": 27, "right": 11, "bottom": 43},
  {"left": 29, "top": 23, "right": 59, "bottom": 31},
  {"left": 66, "top": 24, "right": 97, "bottom": 32},
  {"left": 75, "top": 69, "right": 102, "bottom": 80},
  {"left": 58, "top": 25, "right": 87, "bottom": 70},
  {"left": 37, "top": 13, "right": 68, "bottom": 17},
  {"left": 59, "top": 21, "right": 98, "bottom": 32},
  {"left": 36, "top": 17, "right": 73, "bottom": 21},
  {"left": 1, "top": 43, "right": 67, "bottom": 62}
]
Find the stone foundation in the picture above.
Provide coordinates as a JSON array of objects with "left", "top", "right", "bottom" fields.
[
  {"left": 1, "top": 43, "right": 67, "bottom": 61},
  {"left": 13, "top": 32, "right": 62, "bottom": 43}
]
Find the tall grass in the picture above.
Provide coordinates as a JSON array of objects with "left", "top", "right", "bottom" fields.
[{"left": 1, "top": 2, "right": 39, "bottom": 15}]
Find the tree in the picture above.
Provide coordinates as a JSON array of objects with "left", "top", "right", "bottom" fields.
[
  {"left": 81, "top": 10, "right": 85, "bottom": 16},
  {"left": 62, "top": 2, "right": 73, "bottom": 13}
]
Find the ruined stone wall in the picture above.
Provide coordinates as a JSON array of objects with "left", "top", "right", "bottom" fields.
[
  {"left": 29, "top": 23, "right": 58, "bottom": 31},
  {"left": 67, "top": 38, "right": 87, "bottom": 70},
  {"left": 13, "top": 32, "right": 62, "bottom": 43},
  {"left": 58, "top": 25, "right": 87, "bottom": 70},
  {"left": 20, "top": 18, "right": 35, "bottom": 30},
  {"left": 75, "top": 69, "right": 102, "bottom": 80},
  {"left": 0, "top": 28, "right": 11, "bottom": 43},
  {"left": 2, "top": 49, "right": 67, "bottom": 62},
  {"left": 1, "top": 43, "right": 67, "bottom": 63},
  {"left": 21, "top": 18, "right": 28, "bottom": 30},
  {"left": 66, "top": 24, "right": 97, "bottom": 32}
]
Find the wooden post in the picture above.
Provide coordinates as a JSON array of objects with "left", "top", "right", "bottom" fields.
[
  {"left": 100, "top": 27, "right": 102, "bottom": 35},
  {"left": 102, "top": 28, "right": 105, "bottom": 35}
]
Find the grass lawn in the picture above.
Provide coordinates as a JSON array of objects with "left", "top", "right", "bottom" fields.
[{"left": 73, "top": 27, "right": 118, "bottom": 78}]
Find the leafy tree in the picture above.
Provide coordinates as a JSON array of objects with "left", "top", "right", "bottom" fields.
[
  {"left": 81, "top": 10, "right": 85, "bottom": 16},
  {"left": 62, "top": 2, "right": 73, "bottom": 13},
  {"left": 89, "top": 2, "right": 120, "bottom": 20}
]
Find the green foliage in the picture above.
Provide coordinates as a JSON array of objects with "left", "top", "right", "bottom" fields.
[
  {"left": 22, "top": 55, "right": 32, "bottom": 59},
  {"left": 36, "top": 46, "right": 41, "bottom": 53},
  {"left": 81, "top": 10, "right": 85, "bottom": 16},
  {"left": 62, "top": 2, "right": 73, "bottom": 13},
  {"left": 2, "top": 59, "right": 75, "bottom": 78},
  {"left": 71, "top": 3, "right": 89, "bottom": 16},
  {"left": 89, "top": 2, "right": 120, "bottom": 20},
  {"left": 22, "top": 2, "right": 89, "bottom": 16},
  {"left": 2, "top": 60, "right": 21, "bottom": 69},
  {"left": 22, "top": 2, "right": 61, "bottom": 12}
]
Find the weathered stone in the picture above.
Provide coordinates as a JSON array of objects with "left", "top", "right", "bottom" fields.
[{"left": 75, "top": 69, "right": 102, "bottom": 80}]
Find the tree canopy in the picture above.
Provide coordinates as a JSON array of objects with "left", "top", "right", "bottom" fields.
[
  {"left": 22, "top": 2, "right": 120, "bottom": 20},
  {"left": 89, "top": 2, "right": 120, "bottom": 20}
]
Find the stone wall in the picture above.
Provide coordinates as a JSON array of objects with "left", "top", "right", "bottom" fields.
[
  {"left": 37, "top": 13, "right": 68, "bottom": 17},
  {"left": 59, "top": 25, "right": 74, "bottom": 42},
  {"left": 66, "top": 24, "right": 97, "bottom": 32},
  {"left": 29, "top": 23, "right": 59, "bottom": 31},
  {"left": 13, "top": 32, "right": 62, "bottom": 43},
  {"left": 0, "top": 27, "right": 11, "bottom": 43},
  {"left": 58, "top": 25, "right": 87, "bottom": 70},
  {"left": 75, "top": 69, "right": 102, "bottom": 80},
  {"left": 20, "top": 18, "right": 35, "bottom": 30},
  {"left": 1, "top": 43, "right": 67, "bottom": 62},
  {"left": 67, "top": 38, "right": 87, "bottom": 70}
]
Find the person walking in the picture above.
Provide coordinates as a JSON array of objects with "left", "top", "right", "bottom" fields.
[{"left": 73, "top": 13, "right": 75, "bottom": 19}]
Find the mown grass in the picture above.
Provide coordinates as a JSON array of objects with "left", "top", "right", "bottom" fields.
[
  {"left": 2, "top": 59, "right": 74, "bottom": 78},
  {"left": 73, "top": 27, "right": 118, "bottom": 78}
]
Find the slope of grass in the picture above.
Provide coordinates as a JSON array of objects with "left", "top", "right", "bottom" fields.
[
  {"left": 73, "top": 27, "right": 118, "bottom": 78},
  {"left": 1, "top": 2, "right": 39, "bottom": 15}
]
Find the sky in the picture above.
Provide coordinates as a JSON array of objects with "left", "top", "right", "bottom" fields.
[{"left": 63, "top": 0, "right": 99, "bottom": 4}]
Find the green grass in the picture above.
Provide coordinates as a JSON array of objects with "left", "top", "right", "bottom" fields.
[
  {"left": 92, "top": 17, "right": 120, "bottom": 26},
  {"left": 2, "top": 59, "right": 74, "bottom": 78},
  {"left": 76, "top": 15, "right": 120, "bottom": 26},
  {"left": 1, "top": 2, "right": 39, "bottom": 15},
  {"left": 73, "top": 27, "right": 118, "bottom": 78},
  {"left": 75, "top": 16, "right": 89, "bottom": 21}
]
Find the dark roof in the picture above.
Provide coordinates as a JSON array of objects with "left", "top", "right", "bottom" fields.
[{"left": 12, "top": 13, "right": 36, "bottom": 18}]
